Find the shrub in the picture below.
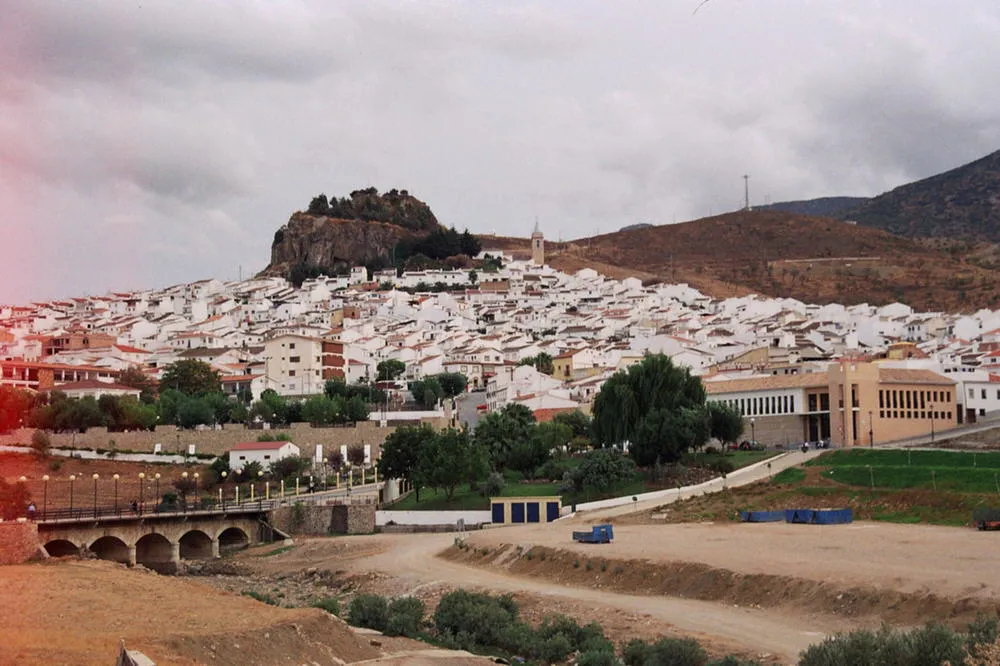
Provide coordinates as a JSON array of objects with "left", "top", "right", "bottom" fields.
[
  {"left": 242, "top": 590, "right": 278, "bottom": 606},
  {"left": 707, "top": 658, "right": 761, "bottom": 666},
  {"left": 967, "top": 614, "right": 1000, "bottom": 654},
  {"left": 537, "top": 632, "right": 574, "bottom": 664},
  {"left": 48, "top": 460, "right": 63, "bottom": 472},
  {"left": 434, "top": 590, "right": 518, "bottom": 650},
  {"left": 311, "top": 597, "right": 340, "bottom": 616},
  {"left": 578, "top": 651, "right": 622, "bottom": 666},
  {"left": 623, "top": 637, "right": 707, "bottom": 666},
  {"left": 537, "top": 615, "right": 610, "bottom": 655},
  {"left": 483, "top": 471, "right": 505, "bottom": 497},
  {"left": 798, "top": 623, "right": 965, "bottom": 666},
  {"left": 709, "top": 459, "right": 735, "bottom": 475},
  {"left": 385, "top": 596, "right": 425, "bottom": 638},
  {"left": 347, "top": 594, "right": 389, "bottom": 631},
  {"left": 31, "top": 429, "right": 51, "bottom": 456}
]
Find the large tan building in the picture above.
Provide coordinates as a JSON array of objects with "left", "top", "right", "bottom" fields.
[{"left": 705, "top": 361, "right": 957, "bottom": 447}]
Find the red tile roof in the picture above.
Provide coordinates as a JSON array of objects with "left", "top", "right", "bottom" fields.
[{"left": 231, "top": 441, "right": 293, "bottom": 451}]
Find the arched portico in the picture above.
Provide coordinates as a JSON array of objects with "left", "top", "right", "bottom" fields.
[
  {"left": 179, "top": 530, "right": 214, "bottom": 560},
  {"left": 89, "top": 535, "right": 130, "bottom": 563},
  {"left": 217, "top": 526, "right": 250, "bottom": 553},
  {"left": 44, "top": 539, "right": 80, "bottom": 558}
]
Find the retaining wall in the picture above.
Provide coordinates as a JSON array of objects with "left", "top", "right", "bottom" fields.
[
  {"left": 0, "top": 521, "right": 42, "bottom": 565},
  {"left": 270, "top": 503, "right": 375, "bottom": 535},
  {"left": 0, "top": 419, "right": 446, "bottom": 458}
]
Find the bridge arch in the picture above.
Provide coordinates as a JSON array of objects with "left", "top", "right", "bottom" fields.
[
  {"left": 135, "top": 533, "right": 174, "bottom": 569},
  {"left": 179, "top": 530, "right": 213, "bottom": 560},
  {"left": 217, "top": 526, "right": 250, "bottom": 553},
  {"left": 44, "top": 539, "right": 80, "bottom": 558},
  {"left": 89, "top": 536, "right": 130, "bottom": 563}
]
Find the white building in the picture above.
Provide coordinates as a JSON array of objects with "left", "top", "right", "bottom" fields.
[{"left": 228, "top": 441, "right": 301, "bottom": 472}]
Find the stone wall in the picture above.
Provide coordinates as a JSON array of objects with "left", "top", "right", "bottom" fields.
[
  {"left": 270, "top": 503, "right": 375, "bottom": 536},
  {"left": 741, "top": 415, "right": 805, "bottom": 447},
  {"left": 0, "top": 521, "right": 42, "bottom": 565},
  {"left": 332, "top": 504, "right": 375, "bottom": 535},
  {"left": 0, "top": 418, "right": 448, "bottom": 458}
]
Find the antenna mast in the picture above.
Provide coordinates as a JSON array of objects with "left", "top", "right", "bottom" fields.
[{"left": 743, "top": 174, "right": 751, "bottom": 211}]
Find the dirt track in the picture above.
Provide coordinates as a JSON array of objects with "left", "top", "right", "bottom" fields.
[{"left": 252, "top": 519, "right": 1000, "bottom": 664}]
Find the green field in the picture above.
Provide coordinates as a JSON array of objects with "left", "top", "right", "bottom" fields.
[
  {"left": 807, "top": 449, "right": 1000, "bottom": 494},
  {"left": 386, "top": 450, "right": 777, "bottom": 511}
]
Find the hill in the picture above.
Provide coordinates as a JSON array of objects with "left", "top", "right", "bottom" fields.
[
  {"left": 842, "top": 149, "right": 1000, "bottom": 242},
  {"left": 484, "top": 211, "right": 1000, "bottom": 311},
  {"left": 264, "top": 189, "right": 480, "bottom": 284},
  {"left": 757, "top": 196, "right": 869, "bottom": 218}
]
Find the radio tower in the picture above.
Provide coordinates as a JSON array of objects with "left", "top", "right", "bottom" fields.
[{"left": 743, "top": 174, "right": 751, "bottom": 211}]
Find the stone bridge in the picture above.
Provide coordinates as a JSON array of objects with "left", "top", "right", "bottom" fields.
[{"left": 37, "top": 510, "right": 277, "bottom": 572}]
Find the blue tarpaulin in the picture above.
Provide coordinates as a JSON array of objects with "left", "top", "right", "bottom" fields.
[
  {"left": 740, "top": 511, "right": 786, "bottom": 522},
  {"left": 784, "top": 508, "right": 853, "bottom": 524}
]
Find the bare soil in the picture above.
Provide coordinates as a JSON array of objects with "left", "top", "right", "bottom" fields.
[{"left": 0, "top": 558, "right": 493, "bottom": 666}]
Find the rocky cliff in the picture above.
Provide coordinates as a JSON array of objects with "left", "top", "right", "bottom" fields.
[{"left": 265, "top": 212, "right": 418, "bottom": 277}]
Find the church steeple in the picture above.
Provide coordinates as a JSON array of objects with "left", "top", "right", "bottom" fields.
[{"left": 531, "top": 219, "right": 544, "bottom": 266}]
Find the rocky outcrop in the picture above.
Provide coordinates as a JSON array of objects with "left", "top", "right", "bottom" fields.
[{"left": 265, "top": 213, "right": 418, "bottom": 276}]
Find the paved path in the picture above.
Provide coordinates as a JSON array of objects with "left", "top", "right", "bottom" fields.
[{"left": 574, "top": 449, "right": 824, "bottom": 521}]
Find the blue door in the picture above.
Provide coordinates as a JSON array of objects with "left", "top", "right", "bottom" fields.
[
  {"left": 511, "top": 502, "right": 525, "bottom": 523},
  {"left": 526, "top": 502, "right": 540, "bottom": 523},
  {"left": 546, "top": 502, "right": 560, "bottom": 522},
  {"left": 491, "top": 503, "right": 505, "bottom": 524}
]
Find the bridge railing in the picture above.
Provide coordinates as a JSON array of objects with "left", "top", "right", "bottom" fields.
[{"left": 33, "top": 483, "right": 382, "bottom": 525}]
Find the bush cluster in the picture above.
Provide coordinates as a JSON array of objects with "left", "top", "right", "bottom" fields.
[{"left": 346, "top": 594, "right": 426, "bottom": 638}]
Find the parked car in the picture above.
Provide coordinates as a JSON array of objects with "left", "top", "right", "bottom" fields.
[{"left": 738, "top": 440, "right": 764, "bottom": 451}]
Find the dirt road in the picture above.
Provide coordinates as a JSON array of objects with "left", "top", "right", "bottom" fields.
[{"left": 262, "top": 533, "right": 849, "bottom": 663}]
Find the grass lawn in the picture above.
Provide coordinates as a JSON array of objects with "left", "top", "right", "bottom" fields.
[
  {"left": 805, "top": 449, "right": 1000, "bottom": 494},
  {"left": 385, "top": 450, "right": 776, "bottom": 511}
]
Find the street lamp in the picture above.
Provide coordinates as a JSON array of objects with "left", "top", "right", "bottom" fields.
[
  {"left": 750, "top": 418, "right": 756, "bottom": 446},
  {"left": 193, "top": 473, "right": 200, "bottom": 508},
  {"left": 154, "top": 473, "right": 161, "bottom": 510},
  {"left": 42, "top": 475, "right": 49, "bottom": 521},
  {"left": 181, "top": 471, "right": 189, "bottom": 510},
  {"left": 868, "top": 410, "right": 874, "bottom": 449},
  {"left": 112, "top": 474, "right": 119, "bottom": 514},
  {"left": 220, "top": 471, "right": 228, "bottom": 508},
  {"left": 138, "top": 473, "right": 145, "bottom": 515},
  {"left": 69, "top": 474, "right": 76, "bottom": 515},
  {"left": 92, "top": 473, "right": 99, "bottom": 518}
]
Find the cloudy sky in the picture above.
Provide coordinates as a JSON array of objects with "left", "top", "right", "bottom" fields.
[{"left": 3, "top": 1, "right": 1000, "bottom": 303}]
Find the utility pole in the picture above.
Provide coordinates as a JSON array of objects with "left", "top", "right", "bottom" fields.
[{"left": 743, "top": 174, "right": 751, "bottom": 211}]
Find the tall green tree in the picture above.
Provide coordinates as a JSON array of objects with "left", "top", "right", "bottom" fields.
[
  {"left": 378, "top": 424, "right": 436, "bottom": 501},
  {"left": 377, "top": 359, "right": 406, "bottom": 381},
  {"left": 707, "top": 402, "right": 744, "bottom": 445},
  {"left": 591, "top": 354, "right": 707, "bottom": 463},
  {"left": 552, "top": 410, "right": 592, "bottom": 440},
  {"left": 410, "top": 376, "right": 443, "bottom": 408},
  {"left": 159, "top": 359, "right": 222, "bottom": 396},
  {"left": 518, "top": 352, "right": 554, "bottom": 375},
  {"left": 423, "top": 428, "right": 481, "bottom": 500},
  {"left": 473, "top": 403, "right": 537, "bottom": 471},
  {"left": 302, "top": 394, "right": 337, "bottom": 426},
  {"left": 118, "top": 365, "right": 158, "bottom": 403},
  {"left": 436, "top": 373, "right": 468, "bottom": 398}
]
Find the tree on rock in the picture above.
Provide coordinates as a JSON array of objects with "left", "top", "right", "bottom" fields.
[{"left": 591, "top": 354, "right": 708, "bottom": 465}]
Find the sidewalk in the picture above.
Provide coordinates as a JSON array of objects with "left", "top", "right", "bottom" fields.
[{"left": 568, "top": 449, "right": 824, "bottom": 521}]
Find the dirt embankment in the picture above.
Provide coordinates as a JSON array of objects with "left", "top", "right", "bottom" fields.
[
  {"left": 442, "top": 542, "right": 999, "bottom": 629},
  {"left": 0, "top": 559, "right": 380, "bottom": 665}
]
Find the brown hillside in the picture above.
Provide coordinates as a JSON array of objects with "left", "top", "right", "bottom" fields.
[{"left": 483, "top": 211, "right": 1000, "bottom": 311}]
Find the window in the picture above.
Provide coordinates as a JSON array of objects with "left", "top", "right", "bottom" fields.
[
  {"left": 239, "top": 455, "right": 246, "bottom": 461},
  {"left": 289, "top": 370, "right": 296, "bottom": 377},
  {"left": 289, "top": 356, "right": 301, "bottom": 363},
  {"left": 289, "top": 343, "right": 296, "bottom": 350},
  {"left": 264, "top": 455, "right": 271, "bottom": 460}
]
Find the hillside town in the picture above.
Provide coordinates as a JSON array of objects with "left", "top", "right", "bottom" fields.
[{"left": 1, "top": 230, "right": 998, "bottom": 450}]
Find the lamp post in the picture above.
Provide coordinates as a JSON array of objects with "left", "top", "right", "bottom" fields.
[
  {"left": 181, "top": 471, "right": 189, "bottom": 511},
  {"left": 193, "top": 472, "right": 200, "bottom": 509},
  {"left": 69, "top": 474, "right": 76, "bottom": 516},
  {"left": 869, "top": 410, "right": 874, "bottom": 449},
  {"left": 154, "top": 473, "right": 161, "bottom": 510},
  {"left": 112, "top": 473, "right": 119, "bottom": 514},
  {"left": 92, "top": 473, "right": 99, "bottom": 518},
  {"left": 750, "top": 418, "right": 756, "bottom": 446},
  {"left": 257, "top": 470, "right": 264, "bottom": 504},
  {"left": 42, "top": 475, "right": 49, "bottom": 521},
  {"left": 220, "top": 471, "right": 228, "bottom": 508},
  {"left": 138, "top": 473, "right": 145, "bottom": 515}
]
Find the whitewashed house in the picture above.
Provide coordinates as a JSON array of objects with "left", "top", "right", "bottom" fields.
[{"left": 228, "top": 441, "right": 301, "bottom": 472}]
